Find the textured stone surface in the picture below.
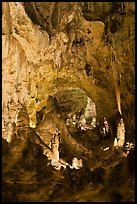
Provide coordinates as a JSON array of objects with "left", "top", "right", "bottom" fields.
[{"left": 2, "top": 2, "right": 135, "bottom": 149}]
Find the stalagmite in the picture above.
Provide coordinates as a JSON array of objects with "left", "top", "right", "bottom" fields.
[
  {"left": 50, "top": 130, "right": 60, "bottom": 168},
  {"left": 78, "top": 97, "right": 97, "bottom": 130},
  {"left": 114, "top": 117, "right": 125, "bottom": 148},
  {"left": 35, "top": 95, "right": 93, "bottom": 160},
  {"left": 114, "top": 137, "right": 118, "bottom": 148},
  {"left": 117, "top": 117, "right": 125, "bottom": 147}
]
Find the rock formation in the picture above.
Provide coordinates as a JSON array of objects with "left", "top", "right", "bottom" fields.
[{"left": 2, "top": 2, "right": 135, "bottom": 201}]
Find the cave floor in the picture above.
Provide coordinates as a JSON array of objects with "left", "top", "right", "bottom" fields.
[{"left": 2, "top": 138, "right": 135, "bottom": 202}]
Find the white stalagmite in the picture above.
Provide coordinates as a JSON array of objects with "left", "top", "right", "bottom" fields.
[
  {"left": 51, "top": 130, "right": 60, "bottom": 165},
  {"left": 91, "top": 117, "right": 96, "bottom": 128},
  {"left": 84, "top": 97, "right": 96, "bottom": 120},
  {"left": 117, "top": 118, "right": 125, "bottom": 147},
  {"left": 78, "top": 97, "right": 97, "bottom": 130},
  {"left": 43, "top": 128, "right": 84, "bottom": 171},
  {"left": 114, "top": 137, "right": 118, "bottom": 148},
  {"left": 7, "top": 123, "right": 13, "bottom": 143},
  {"left": 114, "top": 117, "right": 125, "bottom": 148}
]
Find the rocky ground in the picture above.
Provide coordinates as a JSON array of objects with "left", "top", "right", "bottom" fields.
[{"left": 2, "top": 137, "right": 135, "bottom": 202}]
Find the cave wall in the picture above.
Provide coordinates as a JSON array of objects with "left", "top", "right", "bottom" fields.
[{"left": 2, "top": 2, "right": 135, "bottom": 143}]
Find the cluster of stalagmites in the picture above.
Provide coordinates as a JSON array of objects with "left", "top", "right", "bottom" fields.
[
  {"left": 7, "top": 96, "right": 90, "bottom": 170},
  {"left": 5, "top": 93, "right": 133, "bottom": 172},
  {"left": 2, "top": 2, "right": 134, "bottom": 173},
  {"left": 66, "top": 97, "right": 96, "bottom": 131}
]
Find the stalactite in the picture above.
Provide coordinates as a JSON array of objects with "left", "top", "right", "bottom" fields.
[
  {"left": 110, "top": 45, "right": 126, "bottom": 148},
  {"left": 51, "top": 2, "right": 59, "bottom": 30},
  {"left": 87, "top": 2, "right": 90, "bottom": 11},
  {"left": 110, "top": 47, "right": 122, "bottom": 115},
  {"left": 87, "top": 2, "right": 94, "bottom": 12},
  {"left": 112, "top": 61, "right": 122, "bottom": 115},
  {"left": 2, "top": 2, "right": 11, "bottom": 53},
  {"left": 121, "top": 2, "right": 125, "bottom": 13},
  {"left": 123, "top": 2, "right": 129, "bottom": 14}
]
